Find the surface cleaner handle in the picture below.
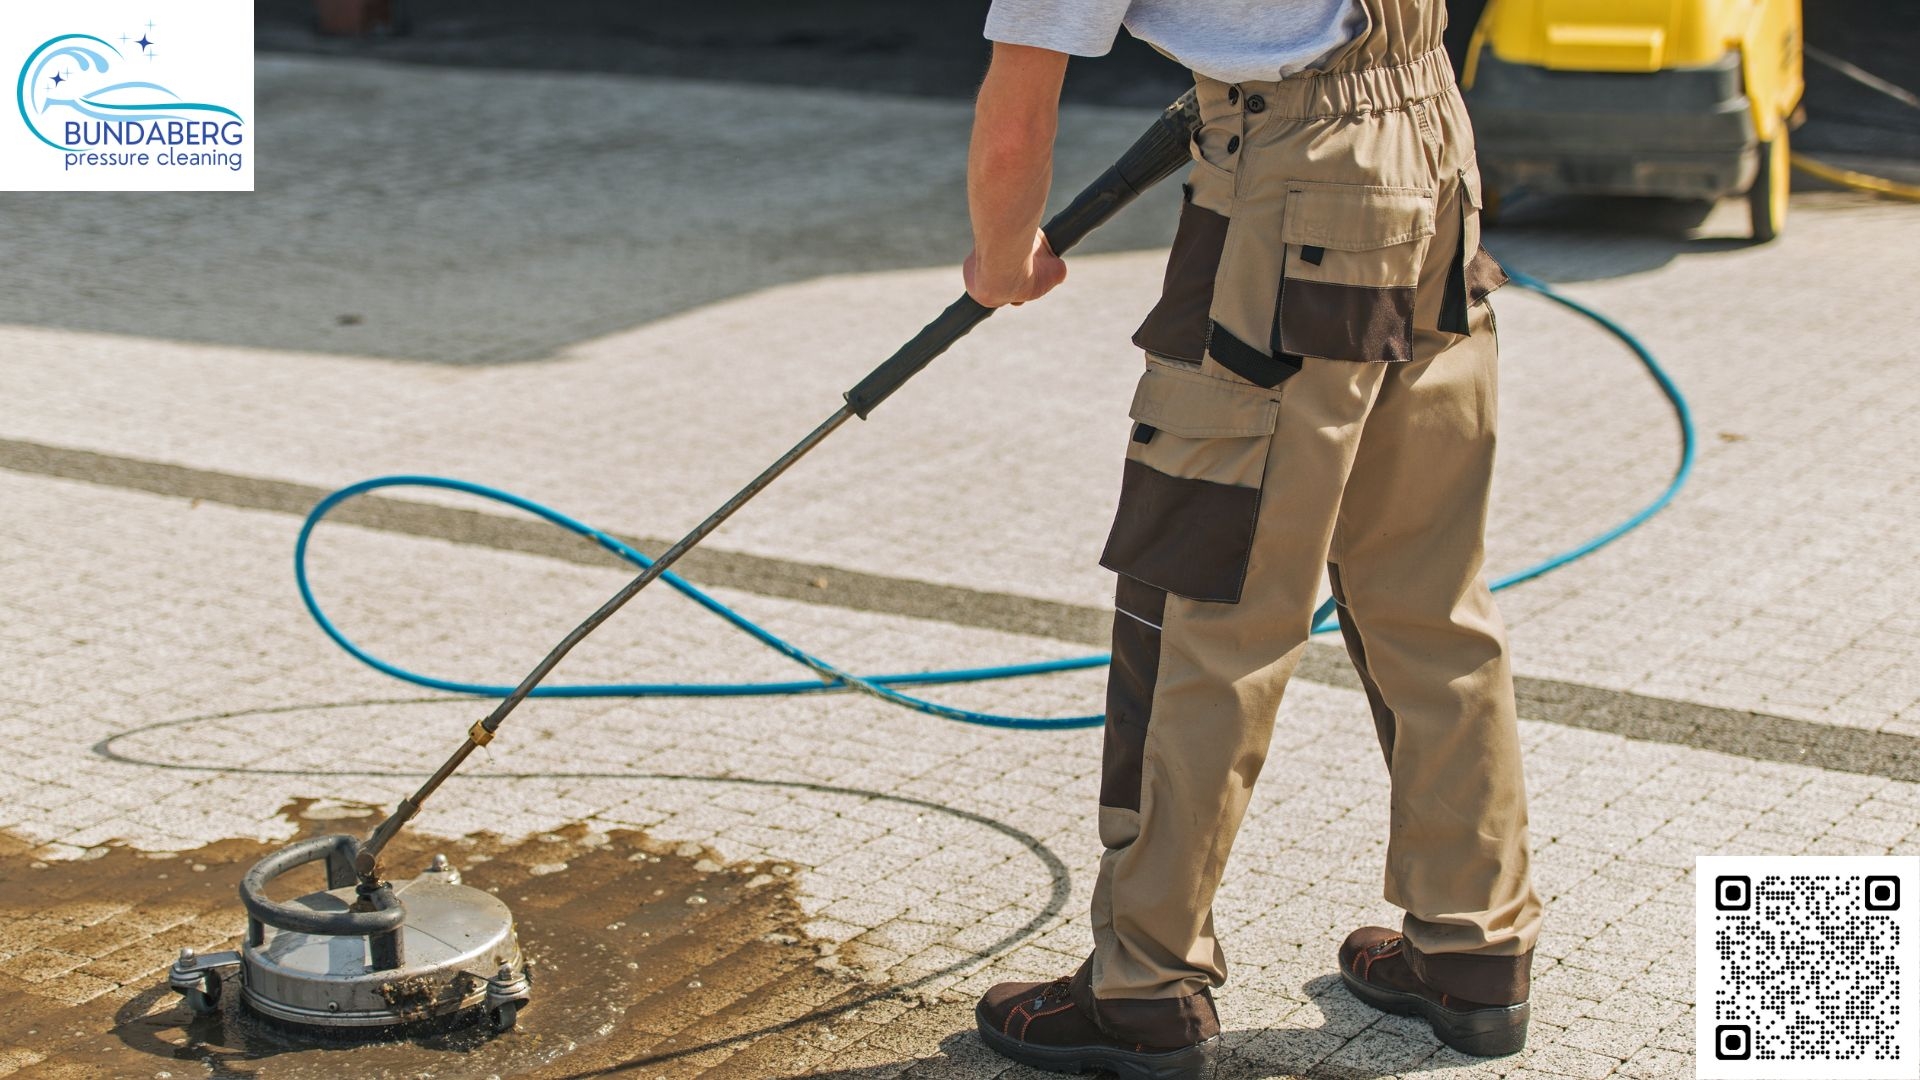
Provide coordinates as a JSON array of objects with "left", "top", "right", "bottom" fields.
[
  {"left": 843, "top": 89, "right": 1202, "bottom": 419},
  {"left": 1040, "top": 87, "right": 1201, "bottom": 256}
]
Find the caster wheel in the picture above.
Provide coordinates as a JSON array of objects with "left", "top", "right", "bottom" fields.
[
  {"left": 489, "top": 1001, "right": 520, "bottom": 1034},
  {"left": 183, "top": 972, "right": 222, "bottom": 1015},
  {"left": 1748, "top": 124, "right": 1789, "bottom": 242}
]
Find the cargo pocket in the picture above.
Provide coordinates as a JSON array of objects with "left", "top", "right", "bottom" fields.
[
  {"left": 1439, "top": 164, "right": 1510, "bottom": 334},
  {"left": 1132, "top": 185, "right": 1229, "bottom": 366},
  {"left": 1275, "top": 182, "right": 1435, "bottom": 363},
  {"left": 1100, "top": 361, "right": 1279, "bottom": 604}
]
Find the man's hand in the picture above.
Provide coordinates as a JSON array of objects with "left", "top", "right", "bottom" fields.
[
  {"left": 964, "top": 228, "right": 1067, "bottom": 307},
  {"left": 964, "top": 42, "right": 1069, "bottom": 309}
]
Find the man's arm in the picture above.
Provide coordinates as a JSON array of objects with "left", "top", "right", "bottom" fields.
[{"left": 963, "top": 42, "right": 1070, "bottom": 308}]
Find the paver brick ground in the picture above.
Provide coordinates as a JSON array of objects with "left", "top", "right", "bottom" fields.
[
  {"left": 1, "top": 51, "right": 1917, "bottom": 1080},
  {"left": 2, "top": 468, "right": 1916, "bottom": 1077}
]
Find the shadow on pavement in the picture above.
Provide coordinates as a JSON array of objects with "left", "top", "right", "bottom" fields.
[
  {"left": 652, "top": 1017, "right": 1472, "bottom": 1079},
  {"left": 0, "top": 15, "right": 1188, "bottom": 365},
  {"left": 543, "top": 966, "right": 1461, "bottom": 1078},
  {"left": 1, "top": 4, "right": 1906, "bottom": 362},
  {"left": 1484, "top": 194, "right": 1757, "bottom": 284}
]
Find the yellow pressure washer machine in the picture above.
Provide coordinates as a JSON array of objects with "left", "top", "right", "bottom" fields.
[{"left": 1460, "top": 0, "right": 1804, "bottom": 240}]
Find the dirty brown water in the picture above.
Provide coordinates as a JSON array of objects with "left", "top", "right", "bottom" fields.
[{"left": 0, "top": 801, "right": 942, "bottom": 1078}]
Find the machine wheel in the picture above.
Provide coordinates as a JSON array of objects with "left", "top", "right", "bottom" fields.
[
  {"left": 489, "top": 1001, "right": 520, "bottom": 1033},
  {"left": 1748, "top": 125, "right": 1789, "bottom": 242},
  {"left": 183, "top": 972, "right": 222, "bottom": 1015}
]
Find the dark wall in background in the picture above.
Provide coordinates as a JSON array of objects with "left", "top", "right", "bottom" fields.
[
  {"left": 1799, "top": 1, "right": 1920, "bottom": 158},
  {"left": 259, "top": 0, "right": 1916, "bottom": 156},
  {"left": 256, "top": 0, "right": 1191, "bottom": 106}
]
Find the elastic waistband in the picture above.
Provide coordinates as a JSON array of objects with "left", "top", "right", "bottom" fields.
[{"left": 1195, "top": 48, "right": 1456, "bottom": 120}]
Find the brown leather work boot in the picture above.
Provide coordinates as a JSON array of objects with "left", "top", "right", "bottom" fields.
[
  {"left": 974, "top": 964, "right": 1221, "bottom": 1079},
  {"left": 1338, "top": 927, "right": 1530, "bottom": 1057}
]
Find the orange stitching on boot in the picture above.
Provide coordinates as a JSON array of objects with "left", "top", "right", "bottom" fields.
[
  {"left": 1003, "top": 1004, "right": 1027, "bottom": 1035},
  {"left": 1359, "top": 942, "right": 1403, "bottom": 979},
  {"left": 1009, "top": 1000, "right": 1072, "bottom": 1040}
]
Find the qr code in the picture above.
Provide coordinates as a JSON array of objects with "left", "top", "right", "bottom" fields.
[{"left": 1698, "top": 856, "right": 1920, "bottom": 1080}]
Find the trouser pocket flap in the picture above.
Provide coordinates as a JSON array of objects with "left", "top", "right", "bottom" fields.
[
  {"left": 1100, "top": 363, "right": 1279, "bottom": 604},
  {"left": 1127, "top": 362, "right": 1280, "bottom": 440},
  {"left": 1277, "top": 182, "right": 1435, "bottom": 363}
]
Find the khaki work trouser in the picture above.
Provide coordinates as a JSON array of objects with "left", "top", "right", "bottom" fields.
[{"left": 1085, "top": 47, "right": 1544, "bottom": 1043}]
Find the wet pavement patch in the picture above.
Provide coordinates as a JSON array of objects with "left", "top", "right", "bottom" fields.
[{"left": 0, "top": 802, "right": 914, "bottom": 1077}]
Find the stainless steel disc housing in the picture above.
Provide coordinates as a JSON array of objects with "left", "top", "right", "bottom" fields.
[{"left": 169, "top": 837, "right": 532, "bottom": 1034}]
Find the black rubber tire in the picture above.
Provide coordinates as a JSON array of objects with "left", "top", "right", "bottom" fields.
[
  {"left": 1748, "top": 126, "right": 1789, "bottom": 243},
  {"left": 489, "top": 1001, "right": 520, "bottom": 1034}
]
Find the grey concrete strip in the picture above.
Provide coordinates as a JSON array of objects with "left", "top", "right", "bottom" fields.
[
  {"left": 7, "top": 435, "right": 1916, "bottom": 782},
  {"left": 0, "top": 437, "right": 1107, "bottom": 645}
]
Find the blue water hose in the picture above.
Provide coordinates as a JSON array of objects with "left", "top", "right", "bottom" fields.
[{"left": 296, "top": 272, "right": 1695, "bottom": 731}]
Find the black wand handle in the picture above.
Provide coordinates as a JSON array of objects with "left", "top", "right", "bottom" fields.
[{"left": 843, "top": 89, "right": 1201, "bottom": 419}]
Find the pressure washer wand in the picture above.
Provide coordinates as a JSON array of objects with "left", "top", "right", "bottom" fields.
[{"left": 355, "top": 89, "right": 1203, "bottom": 883}]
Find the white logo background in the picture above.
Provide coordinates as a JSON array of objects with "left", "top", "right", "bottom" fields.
[{"left": 2, "top": 0, "right": 253, "bottom": 191}]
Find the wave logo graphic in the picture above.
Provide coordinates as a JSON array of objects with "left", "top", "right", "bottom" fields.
[{"left": 15, "top": 33, "right": 242, "bottom": 152}]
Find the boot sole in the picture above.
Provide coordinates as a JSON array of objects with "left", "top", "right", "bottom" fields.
[
  {"left": 975, "top": 1007, "right": 1220, "bottom": 1080},
  {"left": 1339, "top": 968, "right": 1529, "bottom": 1057}
]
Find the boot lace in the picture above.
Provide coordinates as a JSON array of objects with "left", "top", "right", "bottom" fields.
[{"left": 1030, "top": 976, "right": 1073, "bottom": 1009}]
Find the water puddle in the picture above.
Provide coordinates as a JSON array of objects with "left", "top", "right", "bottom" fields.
[{"left": 0, "top": 801, "right": 907, "bottom": 1077}]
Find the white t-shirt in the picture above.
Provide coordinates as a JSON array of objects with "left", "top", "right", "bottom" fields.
[{"left": 984, "top": 0, "right": 1366, "bottom": 84}]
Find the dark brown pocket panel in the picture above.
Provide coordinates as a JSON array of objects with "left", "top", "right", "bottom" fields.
[
  {"left": 1466, "top": 245, "right": 1510, "bottom": 304},
  {"left": 1100, "top": 459, "right": 1262, "bottom": 604},
  {"left": 1278, "top": 278, "right": 1417, "bottom": 364},
  {"left": 1100, "top": 574, "right": 1167, "bottom": 813},
  {"left": 1132, "top": 190, "right": 1229, "bottom": 364}
]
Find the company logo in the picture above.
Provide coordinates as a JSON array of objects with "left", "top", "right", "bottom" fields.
[
  {"left": 18, "top": 31, "right": 244, "bottom": 172},
  {"left": 2, "top": 5, "right": 253, "bottom": 192}
]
